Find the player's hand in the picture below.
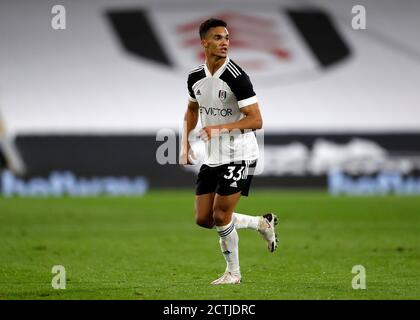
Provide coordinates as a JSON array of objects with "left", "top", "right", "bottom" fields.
[
  {"left": 179, "top": 147, "right": 197, "bottom": 165},
  {"left": 199, "top": 126, "right": 221, "bottom": 142}
]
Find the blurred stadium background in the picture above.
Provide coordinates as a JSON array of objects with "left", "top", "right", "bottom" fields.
[
  {"left": 0, "top": 0, "right": 419, "bottom": 300},
  {"left": 1, "top": 0, "right": 420, "bottom": 193}
]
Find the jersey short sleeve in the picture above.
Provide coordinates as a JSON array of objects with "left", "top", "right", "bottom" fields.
[
  {"left": 231, "top": 73, "right": 258, "bottom": 108},
  {"left": 220, "top": 60, "right": 258, "bottom": 108},
  {"left": 187, "top": 76, "right": 197, "bottom": 102},
  {"left": 187, "top": 65, "right": 206, "bottom": 102}
]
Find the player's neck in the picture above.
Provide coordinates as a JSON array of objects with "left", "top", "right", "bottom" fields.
[{"left": 205, "top": 55, "right": 226, "bottom": 75}]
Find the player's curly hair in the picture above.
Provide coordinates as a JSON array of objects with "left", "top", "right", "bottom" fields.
[{"left": 199, "top": 18, "right": 227, "bottom": 40}]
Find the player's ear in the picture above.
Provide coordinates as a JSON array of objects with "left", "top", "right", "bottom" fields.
[{"left": 201, "top": 39, "right": 208, "bottom": 48}]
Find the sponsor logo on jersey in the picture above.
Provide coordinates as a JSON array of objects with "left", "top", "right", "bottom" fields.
[
  {"left": 199, "top": 106, "right": 233, "bottom": 117},
  {"left": 196, "top": 89, "right": 201, "bottom": 96},
  {"left": 219, "top": 90, "right": 227, "bottom": 101}
]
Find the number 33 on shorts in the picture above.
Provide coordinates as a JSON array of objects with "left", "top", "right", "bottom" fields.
[{"left": 224, "top": 166, "right": 244, "bottom": 181}]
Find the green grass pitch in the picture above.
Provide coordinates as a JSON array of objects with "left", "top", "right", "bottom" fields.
[{"left": 0, "top": 190, "right": 419, "bottom": 300}]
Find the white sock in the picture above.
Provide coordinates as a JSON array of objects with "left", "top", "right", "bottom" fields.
[
  {"left": 215, "top": 220, "right": 240, "bottom": 276},
  {"left": 233, "top": 212, "right": 260, "bottom": 230}
]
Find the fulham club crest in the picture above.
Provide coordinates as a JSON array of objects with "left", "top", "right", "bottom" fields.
[{"left": 219, "top": 90, "right": 227, "bottom": 101}]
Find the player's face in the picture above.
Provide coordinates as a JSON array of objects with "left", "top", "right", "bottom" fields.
[{"left": 203, "top": 27, "right": 229, "bottom": 58}]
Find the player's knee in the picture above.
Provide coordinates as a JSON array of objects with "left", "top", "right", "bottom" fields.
[
  {"left": 195, "top": 215, "right": 214, "bottom": 229},
  {"left": 212, "top": 208, "right": 230, "bottom": 226},
  {"left": 196, "top": 218, "right": 214, "bottom": 229}
]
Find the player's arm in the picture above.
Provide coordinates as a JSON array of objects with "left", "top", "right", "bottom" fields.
[
  {"left": 220, "top": 102, "right": 262, "bottom": 131},
  {"left": 180, "top": 100, "right": 199, "bottom": 165},
  {"left": 199, "top": 103, "right": 262, "bottom": 141}
]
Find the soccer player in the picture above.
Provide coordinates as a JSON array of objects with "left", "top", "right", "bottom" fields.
[{"left": 180, "top": 18, "right": 278, "bottom": 285}]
